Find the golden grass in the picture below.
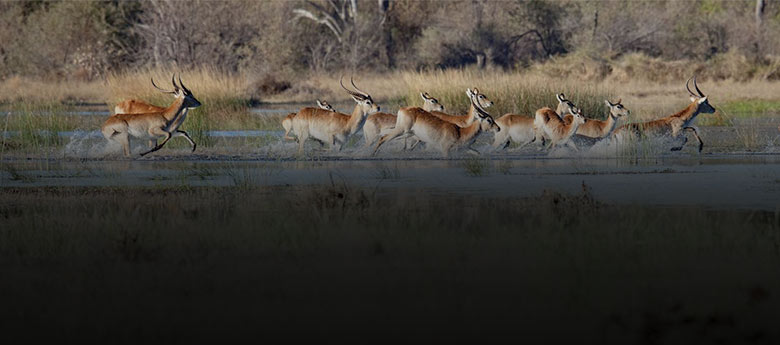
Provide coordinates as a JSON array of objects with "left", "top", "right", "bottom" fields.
[
  {"left": 1, "top": 55, "right": 779, "bottom": 137},
  {"left": 280, "top": 68, "right": 780, "bottom": 124},
  {"left": 104, "top": 66, "right": 249, "bottom": 107},
  {"left": 0, "top": 75, "right": 107, "bottom": 105}
]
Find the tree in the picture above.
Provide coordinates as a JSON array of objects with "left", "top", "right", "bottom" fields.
[{"left": 292, "top": 0, "right": 389, "bottom": 70}]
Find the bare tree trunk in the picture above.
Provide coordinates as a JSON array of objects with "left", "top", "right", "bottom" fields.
[
  {"left": 592, "top": 9, "right": 598, "bottom": 42},
  {"left": 153, "top": 33, "right": 160, "bottom": 68},
  {"left": 755, "top": 0, "right": 765, "bottom": 54}
]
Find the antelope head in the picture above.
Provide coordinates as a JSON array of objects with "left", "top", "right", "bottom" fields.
[
  {"left": 466, "top": 88, "right": 494, "bottom": 109},
  {"left": 341, "top": 76, "right": 380, "bottom": 115},
  {"left": 604, "top": 98, "right": 630, "bottom": 119},
  {"left": 154, "top": 74, "right": 201, "bottom": 109},
  {"left": 469, "top": 91, "right": 500, "bottom": 132},
  {"left": 686, "top": 76, "right": 715, "bottom": 114},
  {"left": 316, "top": 99, "right": 335, "bottom": 112},
  {"left": 569, "top": 107, "right": 585, "bottom": 127},
  {"left": 420, "top": 92, "right": 444, "bottom": 112},
  {"left": 556, "top": 93, "right": 578, "bottom": 116}
]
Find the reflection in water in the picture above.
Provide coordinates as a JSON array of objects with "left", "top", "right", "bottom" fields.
[{"left": 2, "top": 156, "right": 779, "bottom": 210}]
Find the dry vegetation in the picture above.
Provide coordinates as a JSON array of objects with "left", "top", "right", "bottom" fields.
[
  {"left": 1, "top": 1, "right": 779, "bottom": 154},
  {"left": 1, "top": 184, "right": 779, "bottom": 342}
]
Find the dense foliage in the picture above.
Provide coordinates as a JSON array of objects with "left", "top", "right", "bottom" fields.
[{"left": 0, "top": 0, "right": 778, "bottom": 79}]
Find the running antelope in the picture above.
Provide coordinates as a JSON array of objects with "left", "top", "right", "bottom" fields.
[
  {"left": 533, "top": 105, "right": 585, "bottom": 151},
  {"left": 493, "top": 93, "right": 579, "bottom": 150},
  {"left": 291, "top": 77, "right": 379, "bottom": 154},
  {"left": 282, "top": 99, "right": 335, "bottom": 142},
  {"left": 114, "top": 77, "right": 192, "bottom": 114},
  {"left": 373, "top": 89, "right": 500, "bottom": 158},
  {"left": 362, "top": 91, "right": 444, "bottom": 149},
  {"left": 569, "top": 99, "right": 631, "bottom": 138},
  {"left": 614, "top": 76, "right": 714, "bottom": 152},
  {"left": 101, "top": 76, "right": 201, "bottom": 157},
  {"left": 429, "top": 88, "right": 493, "bottom": 127},
  {"left": 491, "top": 113, "right": 535, "bottom": 151},
  {"left": 407, "top": 88, "right": 494, "bottom": 151},
  {"left": 112, "top": 77, "right": 198, "bottom": 151}
]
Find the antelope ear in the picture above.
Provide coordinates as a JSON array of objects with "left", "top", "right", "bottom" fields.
[
  {"left": 466, "top": 88, "right": 474, "bottom": 97},
  {"left": 351, "top": 95, "right": 365, "bottom": 103},
  {"left": 420, "top": 92, "right": 427, "bottom": 101},
  {"left": 604, "top": 100, "right": 613, "bottom": 107},
  {"left": 557, "top": 93, "right": 565, "bottom": 102},
  {"left": 697, "top": 96, "right": 708, "bottom": 104},
  {"left": 690, "top": 97, "right": 698, "bottom": 103}
]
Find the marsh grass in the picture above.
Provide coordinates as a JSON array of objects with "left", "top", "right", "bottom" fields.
[
  {"left": 219, "top": 162, "right": 281, "bottom": 190},
  {"left": 1, "top": 103, "right": 69, "bottom": 150},
  {"left": 2, "top": 65, "right": 780, "bottom": 155},
  {"left": 496, "top": 160, "right": 513, "bottom": 175},
  {"left": 733, "top": 119, "right": 770, "bottom": 151},
  {"left": 1, "top": 185, "right": 779, "bottom": 342},
  {"left": 373, "top": 164, "right": 401, "bottom": 180},
  {"left": 462, "top": 157, "right": 490, "bottom": 177},
  {"left": 461, "top": 158, "right": 514, "bottom": 177},
  {"left": 0, "top": 164, "right": 36, "bottom": 183}
]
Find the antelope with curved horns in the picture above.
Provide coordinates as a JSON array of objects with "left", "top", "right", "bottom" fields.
[
  {"left": 112, "top": 77, "right": 199, "bottom": 150},
  {"left": 373, "top": 89, "right": 500, "bottom": 158},
  {"left": 362, "top": 91, "right": 444, "bottom": 149},
  {"left": 282, "top": 99, "right": 335, "bottom": 142},
  {"left": 291, "top": 76, "right": 379, "bottom": 154},
  {"left": 614, "top": 76, "right": 714, "bottom": 152},
  {"left": 101, "top": 74, "right": 201, "bottom": 157}
]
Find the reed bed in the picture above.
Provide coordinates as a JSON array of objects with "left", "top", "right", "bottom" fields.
[
  {"left": 399, "top": 69, "right": 615, "bottom": 119},
  {"left": 1, "top": 63, "right": 779, "bottom": 154}
]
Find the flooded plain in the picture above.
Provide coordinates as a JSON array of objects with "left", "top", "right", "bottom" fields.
[
  {"left": 1, "top": 154, "right": 779, "bottom": 211},
  {"left": 3, "top": 105, "right": 780, "bottom": 344},
  {"left": 2, "top": 103, "right": 780, "bottom": 211}
]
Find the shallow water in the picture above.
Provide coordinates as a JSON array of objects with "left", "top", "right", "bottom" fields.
[
  {"left": 2, "top": 154, "right": 779, "bottom": 210},
  {"left": 3, "top": 105, "right": 780, "bottom": 212}
]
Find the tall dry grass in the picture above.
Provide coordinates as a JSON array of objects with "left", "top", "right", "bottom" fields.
[
  {"left": 0, "top": 75, "right": 107, "bottom": 106},
  {"left": 106, "top": 67, "right": 255, "bottom": 145},
  {"left": 105, "top": 66, "right": 249, "bottom": 107},
  {"left": 1, "top": 54, "right": 779, "bottom": 153}
]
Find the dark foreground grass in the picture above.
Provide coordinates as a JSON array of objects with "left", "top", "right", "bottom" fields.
[{"left": 1, "top": 184, "right": 779, "bottom": 344}]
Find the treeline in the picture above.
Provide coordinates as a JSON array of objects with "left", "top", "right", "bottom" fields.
[{"left": 0, "top": 0, "right": 778, "bottom": 80}]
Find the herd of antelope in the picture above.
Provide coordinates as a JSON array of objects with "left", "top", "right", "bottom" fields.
[{"left": 102, "top": 74, "right": 716, "bottom": 158}]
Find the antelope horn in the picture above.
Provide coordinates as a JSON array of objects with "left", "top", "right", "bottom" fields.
[
  {"left": 685, "top": 76, "right": 696, "bottom": 97},
  {"left": 616, "top": 98, "right": 622, "bottom": 104},
  {"left": 178, "top": 75, "right": 190, "bottom": 94},
  {"left": 693, "top": 75, "right": 705, "bottom": 97},
  {"left": 469, "top": 92, "right": 491, "bottom": 120},
  {"left": 171, "top": 73, "right": 180, "bottom": 91},
  {"left": 350, "top": 76, "right": 369, "bottom": 98},
  {"left": 340, "top": 76, "right": 364, "bottom": 99},
  {"left": 151, "top": 77, "right": 175, "bottom": 94}
]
